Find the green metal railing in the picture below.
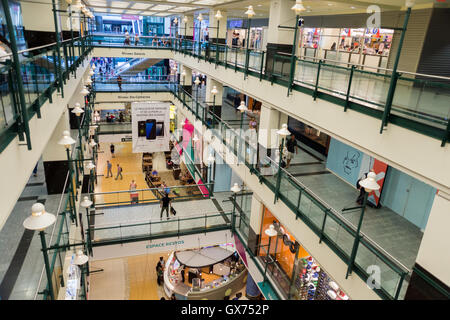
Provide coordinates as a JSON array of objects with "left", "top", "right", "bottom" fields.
[
  {"left": 89, "top": 34, "right": 449, "bottom": 146},
  {"left": 90, "top": 183, "right": 212, "bottom": 208},
  {"left": 0, "top": 36, "right": 92, "bottom": 153},
  {"left": 171, "top": 83, "right": 411, "bottom": 300},
  {"left": 36, "top": 107, "right": 92, "bottom": 300},
  {"left": 89, "top": 211, "right": 232, "bottom": 247}
]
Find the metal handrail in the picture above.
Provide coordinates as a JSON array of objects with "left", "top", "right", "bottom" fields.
[
  {"left": 178, "top": 85, "right": 412, "bottom": 275},
  {"left": 276, "top": 51, "right": 450, "bottom": 81},
  {"left": 90, "top": 183, "right": 213, "bottom": 196},
  {"left": 92, "top": 211, "right": 230, "bottom": 230}
]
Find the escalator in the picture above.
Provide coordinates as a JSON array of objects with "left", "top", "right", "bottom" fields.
[{"left": 115, "top": 58, "right": 161, "bottom": 76}]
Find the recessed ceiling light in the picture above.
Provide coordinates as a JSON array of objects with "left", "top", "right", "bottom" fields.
[
  {"left": 350, "top": 6, "right": 356, "bottom": 9},
  {"left": 328, "top": 3, "right": 333, "bottom": 6}
]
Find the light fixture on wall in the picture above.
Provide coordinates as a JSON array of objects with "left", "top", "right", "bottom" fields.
[
  {"left": 230, "top": 183, "right": 241, "bottom": 193},
  {"left": 291, "top": 0, "right": 306, "bottom": 13},
  {"left": 23, "top": 203, "right": 57, "bottom": 299},
  {"left": 80, "top": 86, "right": 89, "bottom": 96},
  {"left": 245, "top": 6, "right": 255, "bottom": 18},
  {"left": 237, "top": 101, "right": 248, "bottom": 113},
  {"left": 215, "top": 10, "right": 223, "bottom": 20},
  {"left": 72, "top": 103, "right": 85, "bottom": 117}
]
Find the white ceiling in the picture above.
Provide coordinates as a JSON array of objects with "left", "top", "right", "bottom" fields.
[{"left": 84, "top": 0, "right": 436, "bottom": 18}]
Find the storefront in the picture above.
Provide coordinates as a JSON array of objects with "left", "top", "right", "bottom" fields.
[
  {"left": 258, "top": 207, "right": 349, "bottom": 300},
  {"left": 298, "top": 27, "right": 394, "bottom": 72},
  {"left": 288, "top": 116, "right": 331, "bottom": 156},
  {"left": 163, "top": 244, "right": 248, "bottom": 300},
  {"left": 227, "top": 19, "right": 268, "bottom": 50}
]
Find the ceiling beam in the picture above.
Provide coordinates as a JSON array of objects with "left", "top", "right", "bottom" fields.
[
  {"left": 87, "top": 0, "right": 213, "bottom": 9},
  {"left": 314, "top": 0, "right": 401, "bottom": 11}
]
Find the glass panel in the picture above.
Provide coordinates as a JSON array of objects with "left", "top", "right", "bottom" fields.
[
  {"left": 279, "top": 171, "right": 301, "bottom": 207},
  {"left": 355, "top": 241, "right": 402, "bottom": 298},
  {"left": 392, "top": 77, "right": 450, "bottom": 128},
  {"left": 318, "top": 63, "right": 351, "bottom": 96},
  {"left": 295, "top": 59, "right": 318, "bottom": 86},
  {"left": 350, "top": 70, "right": 390, "bottom": 107},
  {"left": 299, "top": 193, "right": 324, "bottom": 230},
  {"left": 322, "top": 215, "right": 354, "bottom": 257}
]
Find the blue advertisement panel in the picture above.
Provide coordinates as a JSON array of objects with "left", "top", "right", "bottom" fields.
[{"left": 326, "top": 138, "right": 369, "bottom": 187}]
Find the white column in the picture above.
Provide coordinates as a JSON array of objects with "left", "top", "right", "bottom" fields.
[
  {"left": 249, "top": 194, "right": 264, "bottom": 234},
  {"left": 414, "top": 191, "right": 450, "bottom": 287},
  {"left": 205, "top": 78, "right": 223, "bottom": 106},
  {"left": 258, "top": 104, "right": 287, "bottom": 150},
  {"left": 180, "top": 14, "right": 194, "bottom": 38},
  {"left": 267, "top": 0, "right": 296, "bottom": 45},
  {"left": 209, "top": 9, "right": 227, "bottom": 41},
  {"left": 42, "top": 109, "right": 71, "bottom": 162},
  {"left": 181, "top": 65, "right": 193, "bottom": 86}
]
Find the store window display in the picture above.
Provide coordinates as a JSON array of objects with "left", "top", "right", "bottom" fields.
[
  {"left": 298, "top": 27, "right": 393, "bottom": 72},
  {"left": 258, "top": 207, "right": 350, "bottom": 300}
]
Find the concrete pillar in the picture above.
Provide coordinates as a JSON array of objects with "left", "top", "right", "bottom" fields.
[
  {"left": 181, "top": 64, "right": 193, "bottom": 94},
  {"left": 209, "top": 9, "right": 227, "bottom": 44},
  {"left": 21, "top": 0, "right": 57, "bottom": 46},
  {"left": 205, "top": 78, "right": 224, "bottom": 118},
  {"left": 258, "top": 103, "right": 287, "bottom": 151},
  {"left": 42, "top": 109, "right": 72, "bottom": 195},
  {"left": 180, "top": 14, "right": 194, "bottom": 40},
  {"left": 405, "top": 191, "right": 450, "bottom": 299},
  {"left": 248, "top": 194, "right": 264, "bottom": 254},
  {"left": 265, "top": 0, "right": 297, "bottom": 75}
]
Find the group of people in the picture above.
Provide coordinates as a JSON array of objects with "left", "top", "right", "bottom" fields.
[
  {"left": 123, "top": 30, "right": 140, "bottom": 46},
  {"left": 105, "top": 111, "right": 124, "bottom": 123},
  {"left": 105, "top": 160, "right": 123, "bottom": 180}
]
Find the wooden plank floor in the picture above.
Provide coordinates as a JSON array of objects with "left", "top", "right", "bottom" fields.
[
  {"left": 89, "top": 251, "right": 249, "bottom": 300},
  {"left": 95, "top": 142, "right": 156, "bottom": 206}
]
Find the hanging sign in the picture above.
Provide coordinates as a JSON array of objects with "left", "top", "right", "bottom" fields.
[{"left": 131, "top": 102, "right": 170, "bottom": 153}]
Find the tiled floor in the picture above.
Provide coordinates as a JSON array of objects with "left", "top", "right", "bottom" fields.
[
  {"left": 90, "top": 193, "right": 232, "bottom": 243},
  {"left": 282, "top": 143, "right": 423, "bottom": 272},
  {"left": 0, "top": 160, "right": 64, "bottom": 300}
]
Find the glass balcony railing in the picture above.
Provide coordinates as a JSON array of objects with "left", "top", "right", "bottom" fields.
[
  {"left": 89, "top": 34, "right": 449, "bottom": 146},
  {"left": 91, "top": 183, "right": 212, "bottom": 208},
  {"left": 92, "top": 74, "right": 176, "bottom": 92},
  {"left": 171, "top": 84, "right": 411, "bottom": 300},
  {"left": 89, "top": 211, "right": 232, "bottom": 246},
  {"left": 0, "top": 36, "right": 92, "bottom": 152}
]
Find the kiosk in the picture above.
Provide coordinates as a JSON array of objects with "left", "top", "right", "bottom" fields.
[{"left": 163, "top": 244, "right": 248, "bottom": 300}]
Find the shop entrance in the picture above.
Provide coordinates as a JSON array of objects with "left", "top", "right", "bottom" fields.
[{"left": 258, "top": 207, "right": 349, "bottom": 300}]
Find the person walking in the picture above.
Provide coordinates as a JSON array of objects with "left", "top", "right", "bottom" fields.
[
  {"left": 110, "top": 143, "right": 115, "bottom": 158},
  {"left": 32, "top": 162, "right": 39, "bottom": 177},
  {"left": 156, "top": 264, "right": 163, "bottom": 286},
  {"left": 117, "top": 75, "right": 122, "bottom": 91},
  {"left": 286, "top": 134, "right": 298, "bottom": 169},
  {"left": 160, "top": 192, "right": 172, "bottom": 219},
  {"left": 106, "top": 160, "right": 113, "bottom": 178},
  {"left": 115, "top": 164, "right": 123, "bottom": 180},
  {"left": 129, "top": 179, "right": 138, "bottom": 204},
  {"left": 134, "top": 33, "right": 139, "bottom": 46}
]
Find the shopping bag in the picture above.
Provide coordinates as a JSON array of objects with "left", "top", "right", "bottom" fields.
[{"left": 170, "top": 206, "right": 176, "bottom": 216}]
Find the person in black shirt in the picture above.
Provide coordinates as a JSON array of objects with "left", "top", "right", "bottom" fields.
[
  {"left": 160, "top": 192, "right": 172, "bottom": 219},
  {"left": 110, "top": 143, "right": 115, "bottom": 158},
  {"left": 286, "top": 135, "right": 298, "bottom": 168}
]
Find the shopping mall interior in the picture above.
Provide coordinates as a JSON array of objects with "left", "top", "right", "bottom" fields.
[{"left": 0, "top": 0, "right": 448, "bottom": 302}]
